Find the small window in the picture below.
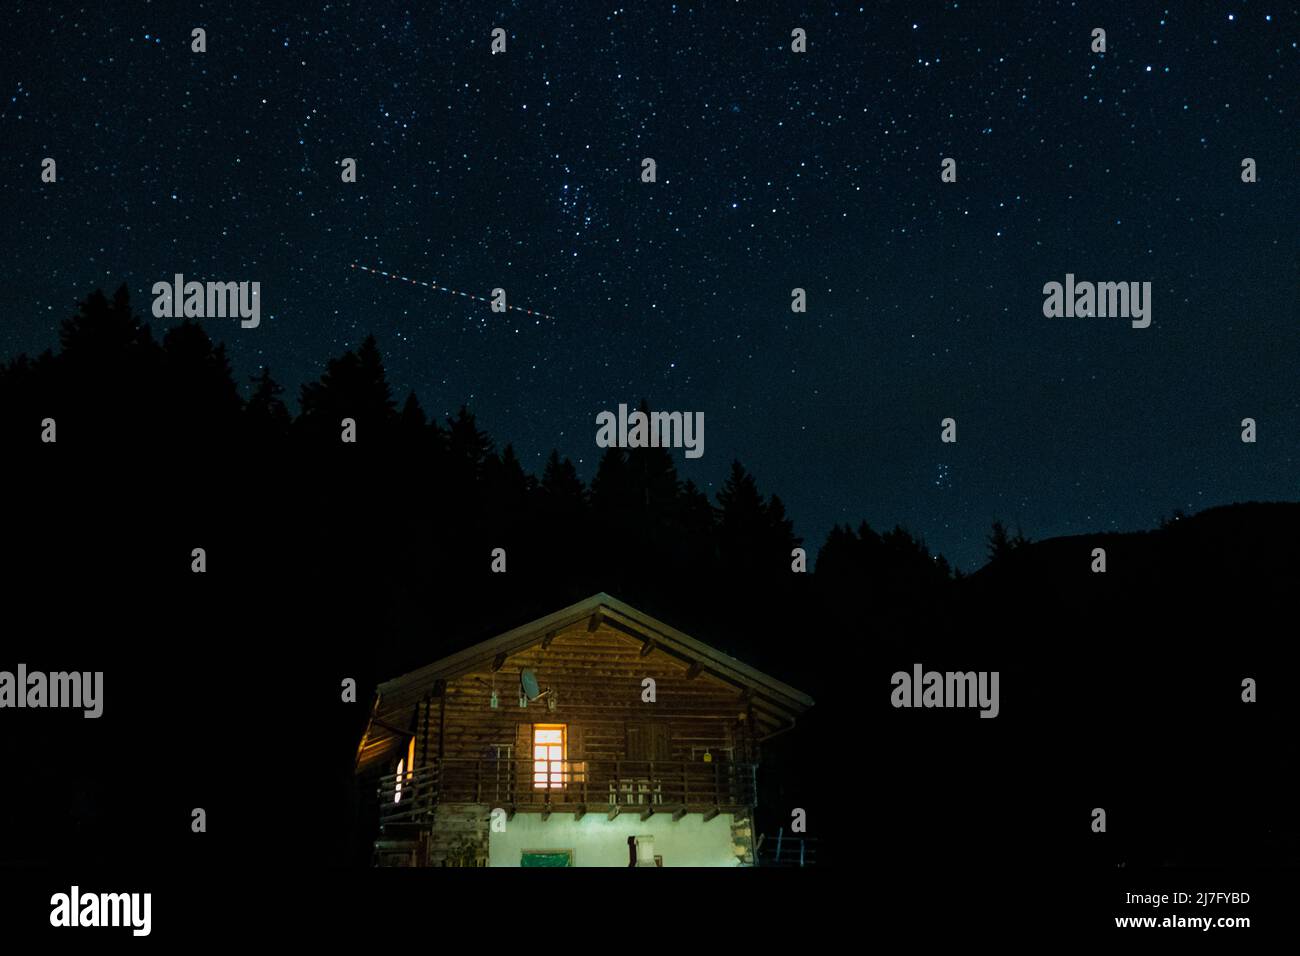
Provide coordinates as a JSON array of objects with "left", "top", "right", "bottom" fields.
[
  {"left": 394, "top": 737, "right": 415, "bottom": 803},
  {"left": 533, "top": 724, "right": 566, "bottom": 789}
]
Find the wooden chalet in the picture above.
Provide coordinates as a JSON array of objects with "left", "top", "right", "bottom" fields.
[{"left": 355, "top": 593, "right": 814, "bottom": 867}]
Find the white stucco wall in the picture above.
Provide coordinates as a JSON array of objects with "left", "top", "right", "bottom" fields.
[{"left": 489, "top": 812, "right": 741, "bottom": 867}]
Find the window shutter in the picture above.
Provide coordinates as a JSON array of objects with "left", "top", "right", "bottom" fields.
[
  {"left": 515, "top": 722, "right": 532, "bottom": 796},
  {"left": 626, "top": 722, "right": 668, "bottom": 762},
  {"left": 568, "top": 724, "right": 583, "bottom": 759},
  {"left": 650, "top": 723, "right": 670, "bottom": 762},
  {"left": 569, "top": 724, "right": 585, "bottom": 783},
  {"left": 626, "top": 721, "right": 646, "bottom": 761}
]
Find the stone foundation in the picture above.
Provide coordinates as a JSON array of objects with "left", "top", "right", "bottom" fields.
[
  {"left": 426, "top": 803, "right": 491, "bottom": 867},
  {"left": 729, "top": 811, "right": 755, "bottom": 866}
]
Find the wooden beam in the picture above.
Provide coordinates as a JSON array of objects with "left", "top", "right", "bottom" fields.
[
  {"left": 685, "top": 662, "right": 702, "bottom": 680},
  {"left": 541, "top": 808, "right": 551, "bottom": 822},
  {"left": 607, "top": 805, "right": 621, "bottom": 821},
  {"left": 491, "top": 652, "right": 508, "bottom": 672},
  {"left": 587, "top": 611, "right": 602, "bottom": 632},
  {"left": 506, "top": 806, "right": 517, "bottom": 821},
  {"left": 640, "top": 807, "right": 655, "bottom": 822},
  {"left": 702, "top": 807, "right": 720, "bottom": 823},
  {"left": 370, "top": 717, "right": 412, "bottom": 737},
  {"left": 639, "top": 640, "right": 656, "bottom": 658},
  {"left": 672, "top": 806, "right": 687, "bottom": 822},
  {"left": 542, "top": 631, "right": 556, "bottom": 650},
  {"left": 574, "top": 805, "right": 587, "bottom": 822},
  {"left": 431, "top": 678, "right": 447, "bottom": 697},
  {"left": 437, "top": 691, "right": 446, "bottom": 760},
  {"left": 420, "top": 698, "right": 429, "bottom": 766}
]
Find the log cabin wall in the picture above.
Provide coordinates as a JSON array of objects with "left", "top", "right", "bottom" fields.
[
  {"left": 426, "top": 803, "right": 491, "bottom": 866},
  {"left": 420, "top": 622, "right": 753, "bottom": 775}
]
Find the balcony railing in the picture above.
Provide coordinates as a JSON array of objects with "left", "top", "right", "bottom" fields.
[
  {"left": 756, "top": 830, "right": 819, "bottom": 867},
  {"left": 378, "top": 758, "right": 756, "bottom": 825}
]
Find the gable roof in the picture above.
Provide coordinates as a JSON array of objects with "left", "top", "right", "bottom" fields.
[{"left": 355, "top": 592, "right": 814, "bottom": 772}]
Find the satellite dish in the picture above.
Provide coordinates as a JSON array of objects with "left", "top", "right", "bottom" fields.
[{"left": 520, "top": 668, "right": 541, "bottom": 700}]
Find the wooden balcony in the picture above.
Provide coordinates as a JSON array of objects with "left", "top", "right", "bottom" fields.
[
  {"left": 378, "top": 758, "right": 757, "bottom": 826},
  {"left": 756, "top": 830, "right": 819, "bottom": 867}
]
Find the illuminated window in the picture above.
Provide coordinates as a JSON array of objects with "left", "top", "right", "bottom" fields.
[
  {"left": 394, "top": 737, "right": 415, "bottom": 804},
  {"left": 533, "top": 724, "right": 566, "bottom": 789}
]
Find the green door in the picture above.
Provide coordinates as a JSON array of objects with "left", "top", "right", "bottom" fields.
[{"left": 521, "top": 851, "right": 572, "bottom": 867}]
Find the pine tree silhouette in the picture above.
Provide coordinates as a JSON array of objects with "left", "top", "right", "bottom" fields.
[
  {"left": 6, "top": 282, "right": 1298, "bottom": 876},
  {"left": 298, "top": 334, "right": 397, "bottom": 443},
  {"left": 246, "top": 367, "right": 292, "bottom": 442}
]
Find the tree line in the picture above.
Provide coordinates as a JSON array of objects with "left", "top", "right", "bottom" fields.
[{"left": 0, "top": 286, "right": 975, "bottom": 673}]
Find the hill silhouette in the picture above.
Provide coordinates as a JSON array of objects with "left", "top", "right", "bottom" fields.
[{"left": 0, "top": 285, "right": 1294, "bottom": 877}]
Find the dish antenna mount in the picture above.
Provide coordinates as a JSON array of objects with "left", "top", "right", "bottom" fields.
[{"left": 519, "top": 668, "right": 556, "bottom": 709}]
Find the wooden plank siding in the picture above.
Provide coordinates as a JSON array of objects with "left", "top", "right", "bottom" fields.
[
  {"left": 358, "top": 593, "right": 813, "bottom": 775},
  {"left": 422, "top": 623, "right": 753, "bottom": 778},
  {"left": 365, "top": 596, "right": 812, "bottom": 862}
]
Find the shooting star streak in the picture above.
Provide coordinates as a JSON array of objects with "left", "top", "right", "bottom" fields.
[{"left": 351, "top": 263, "right": 555, "bottom": 320}]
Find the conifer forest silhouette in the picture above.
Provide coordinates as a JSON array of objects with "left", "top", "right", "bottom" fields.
[{"left": 1, "top": 286, "right": 1295, "bottom": 874}]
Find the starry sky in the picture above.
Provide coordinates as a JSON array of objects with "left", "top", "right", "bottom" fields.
[{"left": 1, "top": 1, "right": 1295, "bottom": 570}]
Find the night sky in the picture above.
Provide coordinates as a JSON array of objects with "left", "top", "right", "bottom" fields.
[{"left": 2, "top": 2, "right": 1295, "bottom": 570}]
